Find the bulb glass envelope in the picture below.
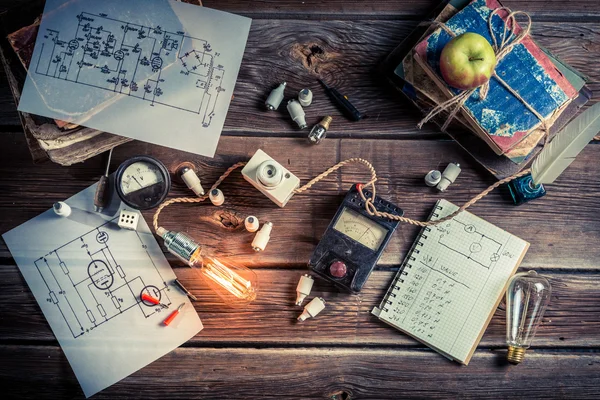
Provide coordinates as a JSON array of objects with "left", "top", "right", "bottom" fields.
[
  {"left": 506, "top": 271, "right": 552, "bottom": 349},
  {"left": 161, "top": 229, "right": 258, "bottom": 306}
]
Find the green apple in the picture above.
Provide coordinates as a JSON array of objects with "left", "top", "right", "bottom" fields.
[{"left": 440, "top": 32, "right": 496, "bottom": 90}]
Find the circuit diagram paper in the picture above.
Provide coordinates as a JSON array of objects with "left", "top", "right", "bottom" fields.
[
  {"left": 18, "top": 0, "right": 252, "bottom": 157},
  {"left": 2, "top": 179, "right": 203, "bottom": 398}
]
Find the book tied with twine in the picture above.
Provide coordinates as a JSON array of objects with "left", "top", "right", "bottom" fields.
[{"left": 413, "top": 0, "right": 578, "bottom": 155}]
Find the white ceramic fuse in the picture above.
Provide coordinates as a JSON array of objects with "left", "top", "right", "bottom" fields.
[
  {"left": 244, "top": 216, "right": 260, "bottom": 233},
  {"left": 53, "top": 201, "right": 72, "bottom": 217},
  {"left": 117, "top": 210, "right": 140, "bottom": 231},
  {"left": 251, "top": 221, "right": 273, "bottom": 252},
  {"left": 180, "top": 167, "right": 205, "bottom": 197},
  {"left": 295, "top": 274, "right": 314, "bottom": 306},
  {"left": 266, "top": 82, "right": 286, "bottom": 111},
  {"left": 287, "top": 99, "right": 307, "bottom": 129},
  {"left": 298, "top": 88, "right": 313, "bottom": 107},
  {"left": 436, "top": 163, "right": 461, "bottom": 192},
  {"left": 297, "top": 297, "right": 326, "bottom": 322},
  {"left": 424, "top": 170, "right": 442, "bottom": 187},
  {"left": 209, "top": 188, "right": 225, "bottom": 206}
]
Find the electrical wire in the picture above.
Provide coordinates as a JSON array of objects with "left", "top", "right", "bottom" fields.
[{"left": 153, "top": 158, "right": 527, "bottom": 231}]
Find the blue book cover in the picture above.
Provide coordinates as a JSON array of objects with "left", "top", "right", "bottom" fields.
[{"left": 414, "top": 0, "right": 577, "bottom": 153}]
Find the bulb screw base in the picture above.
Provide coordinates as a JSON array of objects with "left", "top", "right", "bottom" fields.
[
  {"left": 160, "top": 229, "right": 201, "bottom": 264},
  {"left": 507, "top": 346, "right": 526, "bottom": 364}
]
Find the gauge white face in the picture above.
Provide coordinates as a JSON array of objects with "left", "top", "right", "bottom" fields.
[
  {"left": 119, "top": 161, "right": 164, "bottom": 195},
  {"left": 333, "top": 207, "right": 388, "bottom": 251}
]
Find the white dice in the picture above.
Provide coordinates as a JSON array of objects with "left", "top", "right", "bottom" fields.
[{"left": 118, "top": 210, "right": 140, "bottom": 231}]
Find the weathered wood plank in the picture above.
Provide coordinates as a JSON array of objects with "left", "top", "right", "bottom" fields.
[
  {"left": 201, "top": 0, "right": 600, "bottom": 19},
  {"left": 1, "top": 20, "right": 600, "bottom": 135},
  {"left": 1, "top": 266, "right": 598, "bottom": 348},
  {"left": 1, "top": 133, "right": 599, "bottom": 269},
  {"left": 1, "top": 345, "right": 599, "bottom": 399},
  {"left": 3, "top": 0, "right": 600, "bottom": 18}
]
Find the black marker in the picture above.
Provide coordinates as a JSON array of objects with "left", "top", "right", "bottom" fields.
[{"left": 318, "top": 79, "right": 363, "bottom": 121}]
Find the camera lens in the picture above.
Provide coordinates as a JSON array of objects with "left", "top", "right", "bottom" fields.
[{"left": 257, "top": 160, "right": 284, "bottom": 188}]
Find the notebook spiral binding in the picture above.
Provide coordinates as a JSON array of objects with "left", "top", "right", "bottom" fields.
[{"left": 380, "top": 205, "right": 443, "bottom": 313}]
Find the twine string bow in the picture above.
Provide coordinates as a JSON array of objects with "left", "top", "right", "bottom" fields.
[{"left": 417, "top": 8, "right": 551, "bottom": 142}]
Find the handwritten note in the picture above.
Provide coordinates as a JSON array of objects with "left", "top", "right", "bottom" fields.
[{"left": 373, "top": 199, "right": 529, "bottom": 364}]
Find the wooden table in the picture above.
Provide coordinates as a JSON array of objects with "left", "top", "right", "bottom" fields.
[{"left": 1, "top": 0, "right": 600, "bottom": 398}]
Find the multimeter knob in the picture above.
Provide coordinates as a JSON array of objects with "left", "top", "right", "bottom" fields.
[{"left": 329, "top": 261, "right": 347, "bottom": 278}]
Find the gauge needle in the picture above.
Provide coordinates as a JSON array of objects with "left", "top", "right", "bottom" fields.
[
  {"left": 132, "top": 176, "right": 143, "bottom": 188},
  {"left": 357, "top": 228, "right": 371, "bottom": 242}
]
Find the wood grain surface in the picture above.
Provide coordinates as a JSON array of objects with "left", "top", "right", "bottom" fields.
[
  {"left": 1, "top": 0, "right": 599, "bottom": 399},
  {"left": 2, "top": 266, "right": 599, "bottom": 348},
  {"left": 2, "top": 345, "right": 599, "bottom": 399}
]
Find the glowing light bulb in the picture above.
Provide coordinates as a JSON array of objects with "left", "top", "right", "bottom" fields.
[
  {"left": 157, "top": 228, "right": 258, "bottom": 305},
  {"left": 505, "top": 271, "right": 551, "bottom": 364}
]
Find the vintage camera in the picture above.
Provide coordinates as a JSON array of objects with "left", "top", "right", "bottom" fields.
[{"left": 241, "top": 149, "right": 300, "bottom": 207}]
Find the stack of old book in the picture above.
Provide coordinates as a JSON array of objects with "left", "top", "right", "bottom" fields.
[{"left": 383, "top": 0, "right": 591, "bottom": 179}]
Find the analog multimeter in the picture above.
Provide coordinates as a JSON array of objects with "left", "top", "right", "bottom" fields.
[
  {"left": 308, "top": 184, "right": 403, "bottom": 293},
  {"left": 115, "top": 156, "right": 171, "bottom": 210}
]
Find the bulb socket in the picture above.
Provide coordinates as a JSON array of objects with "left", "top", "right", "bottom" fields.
[
  {"left": 162, "top": 230, "right": 201, "bottom": 264},
  {"left": 507, "top": 346, "right": 526, "bottom": 364}
]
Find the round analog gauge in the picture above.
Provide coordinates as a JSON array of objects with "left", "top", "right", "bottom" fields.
[
  {"left": 115, "top": 156, "right": 171, "bottom": 210},
  {"left": 332, "top": 207, "right": 388, "bottom": 251}
]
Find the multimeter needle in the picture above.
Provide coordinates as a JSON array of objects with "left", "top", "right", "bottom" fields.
[
  {"left": 132, "top": 176, "right": 143, "bottom": 188},
  {"left": 94, "top": 148, "right": 113, "bottom": 213}
]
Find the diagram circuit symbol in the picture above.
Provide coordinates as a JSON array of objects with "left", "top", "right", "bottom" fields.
[
  {"left": 87, "top": 259, "right": 114, "bottom": 290},
  {"left": 68, "top": 39, "right": 79, "bottom": 50},
  {"left": 464, "top": 224, "right": 476, "bottom": 233},
  {"left": 469, "top": 243, "right": 483, "bottom": 253},
  {"left": 151, "top": 56, "right": 163, "bottom": 71},
  {"left": 140, "top": 285, "right": 162, "bottom": 306},
  {"left": 96, "top": 231, "right": 109, "bottom": 244}
]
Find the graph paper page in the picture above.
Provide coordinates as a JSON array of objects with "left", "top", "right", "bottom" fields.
[{"left": 376, "top": 199, "right": 529, "bottom": 364}]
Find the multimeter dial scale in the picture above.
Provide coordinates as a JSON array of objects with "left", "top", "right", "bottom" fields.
[
  {"left": 308, "top": 184, "right": 403, "bottom": 293},
  {"left": 115, "top": 156, "right": 171, "bottom": 210}
]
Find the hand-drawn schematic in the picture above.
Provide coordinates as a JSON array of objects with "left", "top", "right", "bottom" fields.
[
  {"left": 34, "top": 215, "right": 172, "bottom": 339},
  {"left": 3, "top": 175, "right": 204, "bottom": 398},
  {"left": 19, "top": 0, "right": 252, "bottom": 158},
  {"left": 34, "top": 12, "right": 225, "bottom": 127},
  {"left": 436, "top": 218, "right": 503, "bottom": 269}
]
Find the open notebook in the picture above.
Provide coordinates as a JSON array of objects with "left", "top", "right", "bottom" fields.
[{"left": 372, "top": 199, "right": 529, "bottom": 364}]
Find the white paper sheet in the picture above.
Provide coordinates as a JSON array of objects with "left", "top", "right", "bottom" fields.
[
  {"left": 2, "top": 179, "right": 203, "bottom": 397},
  {"left": 18, "top": 0, "right": 251, "bottom": 157}
]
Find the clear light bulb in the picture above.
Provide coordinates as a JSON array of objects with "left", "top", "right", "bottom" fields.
[
  {"left": 157, "top": 228, "right": 258, "bottom": 306},
  {"left": 505, "top": 271, "right": 551, "bottom": 364}
]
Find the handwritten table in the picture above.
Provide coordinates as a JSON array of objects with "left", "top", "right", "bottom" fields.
[{"left": 1, "top": 0, "right": 600, "bottom": 398}]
